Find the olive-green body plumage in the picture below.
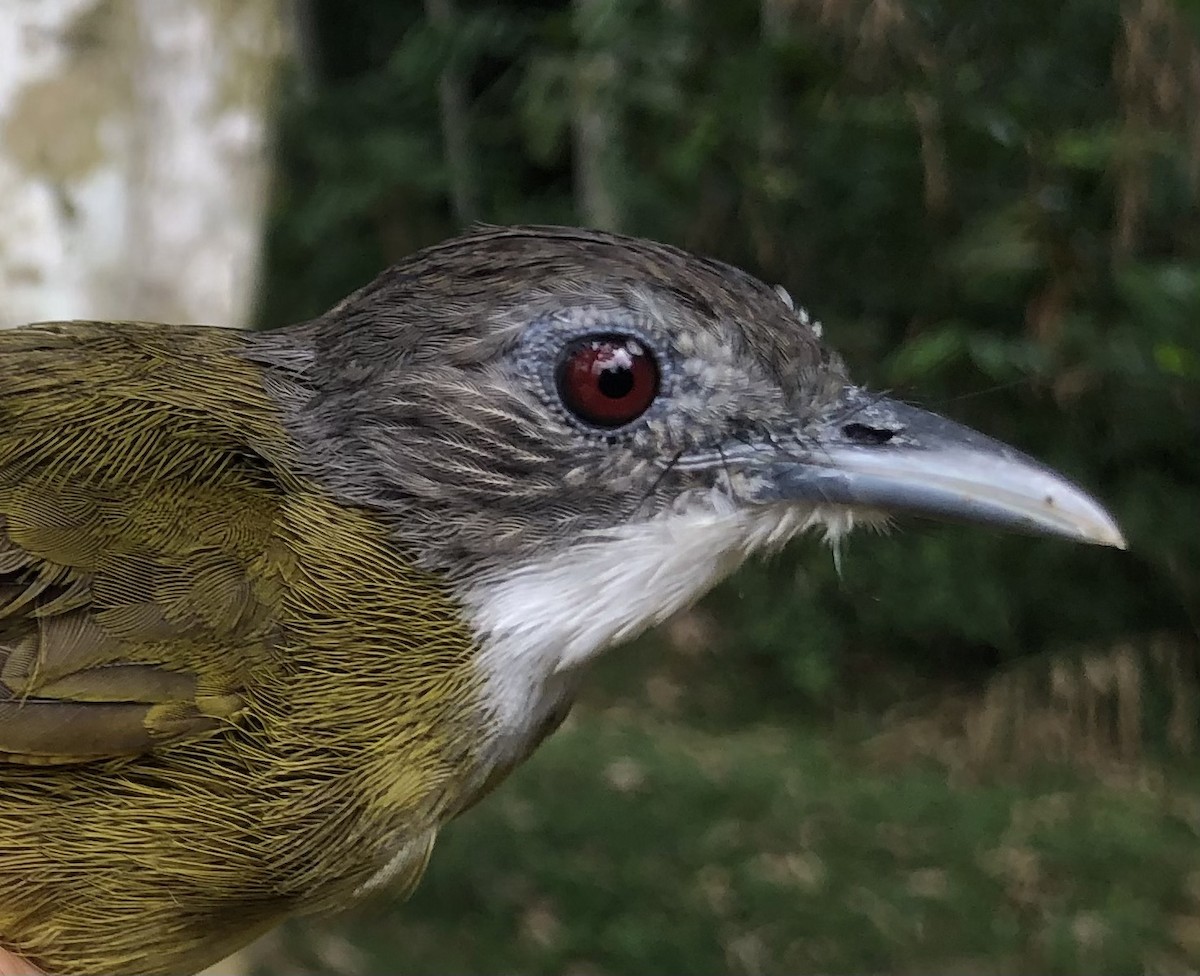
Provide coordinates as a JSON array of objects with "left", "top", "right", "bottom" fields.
[{"left": 0, "top": 323, "right": 489, "bottom": 975}]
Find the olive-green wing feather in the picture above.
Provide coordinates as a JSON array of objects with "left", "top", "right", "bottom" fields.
[{"left": 0, "top": 321, "right": 292, "bottom": 764}]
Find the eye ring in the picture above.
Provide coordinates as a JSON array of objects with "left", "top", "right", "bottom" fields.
[{"left": 556, "top": 333, "right": 660, "bottom": 430}]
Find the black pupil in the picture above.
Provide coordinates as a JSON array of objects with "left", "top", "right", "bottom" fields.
[{"left": 597, "top": 363, "right": 634, "bottom": 399}]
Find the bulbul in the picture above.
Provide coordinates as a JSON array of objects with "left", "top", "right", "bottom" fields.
[{"left": 0, "top": 225, "right": 1123, "bottom": 976}]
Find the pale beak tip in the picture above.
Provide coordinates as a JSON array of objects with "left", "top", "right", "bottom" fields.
[
  {"left": 1046, "top": 486, "right": 1127, "bottom": 550},
  {"left": 1095, "top": 521, "right": 1128, "bottom": 551}
]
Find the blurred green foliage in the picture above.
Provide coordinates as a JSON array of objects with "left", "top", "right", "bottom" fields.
[{"left": 254, "top": 0, "right": 1200, "bottom": 970}]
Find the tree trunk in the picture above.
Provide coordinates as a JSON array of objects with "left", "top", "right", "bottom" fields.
[{"left": 0, "top": 0, "right": 288, "bottom": 330}]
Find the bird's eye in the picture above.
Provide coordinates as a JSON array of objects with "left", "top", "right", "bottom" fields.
[{"left": 557, "top": 334, "right": 660, "bottom": 429}]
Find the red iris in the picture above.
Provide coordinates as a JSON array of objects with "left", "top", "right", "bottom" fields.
[{"left": 557, "top": 335, "right": 659, "bottom": 429}]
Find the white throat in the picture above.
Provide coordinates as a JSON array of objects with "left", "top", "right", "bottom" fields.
[{"left": 463, "top": 496, "right": 858, "bottom": 755}]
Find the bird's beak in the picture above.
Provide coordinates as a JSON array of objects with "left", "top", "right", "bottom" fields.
[{"left": 749, "top": 388, "right": 1126, "bottom": 548}]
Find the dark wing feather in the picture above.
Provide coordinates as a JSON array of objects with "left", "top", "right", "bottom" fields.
[{"left": 0, "top": 321, "right": 290, "bottom": 763}]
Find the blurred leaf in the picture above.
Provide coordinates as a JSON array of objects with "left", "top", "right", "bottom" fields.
[
  {"left": 966, "top": 332, "right": 1053, "bottom": 380},
  {"left": 1154, "top": 343, "right": 1200, "bottom": 378},
  {"left": 886, "top": 326, "right": 968, "bottom": 383}
]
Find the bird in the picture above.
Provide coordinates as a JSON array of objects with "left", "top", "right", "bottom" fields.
[{"left": 0, "top": 224, "right": 1123, "bottom": 976}]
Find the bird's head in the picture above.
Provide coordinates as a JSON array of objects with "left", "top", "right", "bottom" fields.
[{"left": 253, "top": 225, "right": 1124, "bottom": 714}]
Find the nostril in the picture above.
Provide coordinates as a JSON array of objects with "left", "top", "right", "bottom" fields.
[{"left": 842, "top": 422, "right": 895, "bottom": 445}]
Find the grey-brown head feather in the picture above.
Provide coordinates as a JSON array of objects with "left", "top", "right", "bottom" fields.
[{"left": 244, "top": 225, "right": 847, "bottom": 580}]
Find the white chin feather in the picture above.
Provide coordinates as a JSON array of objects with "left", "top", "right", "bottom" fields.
[{"left": 463, "top": 496, "right": 867, "bottom": 753}]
